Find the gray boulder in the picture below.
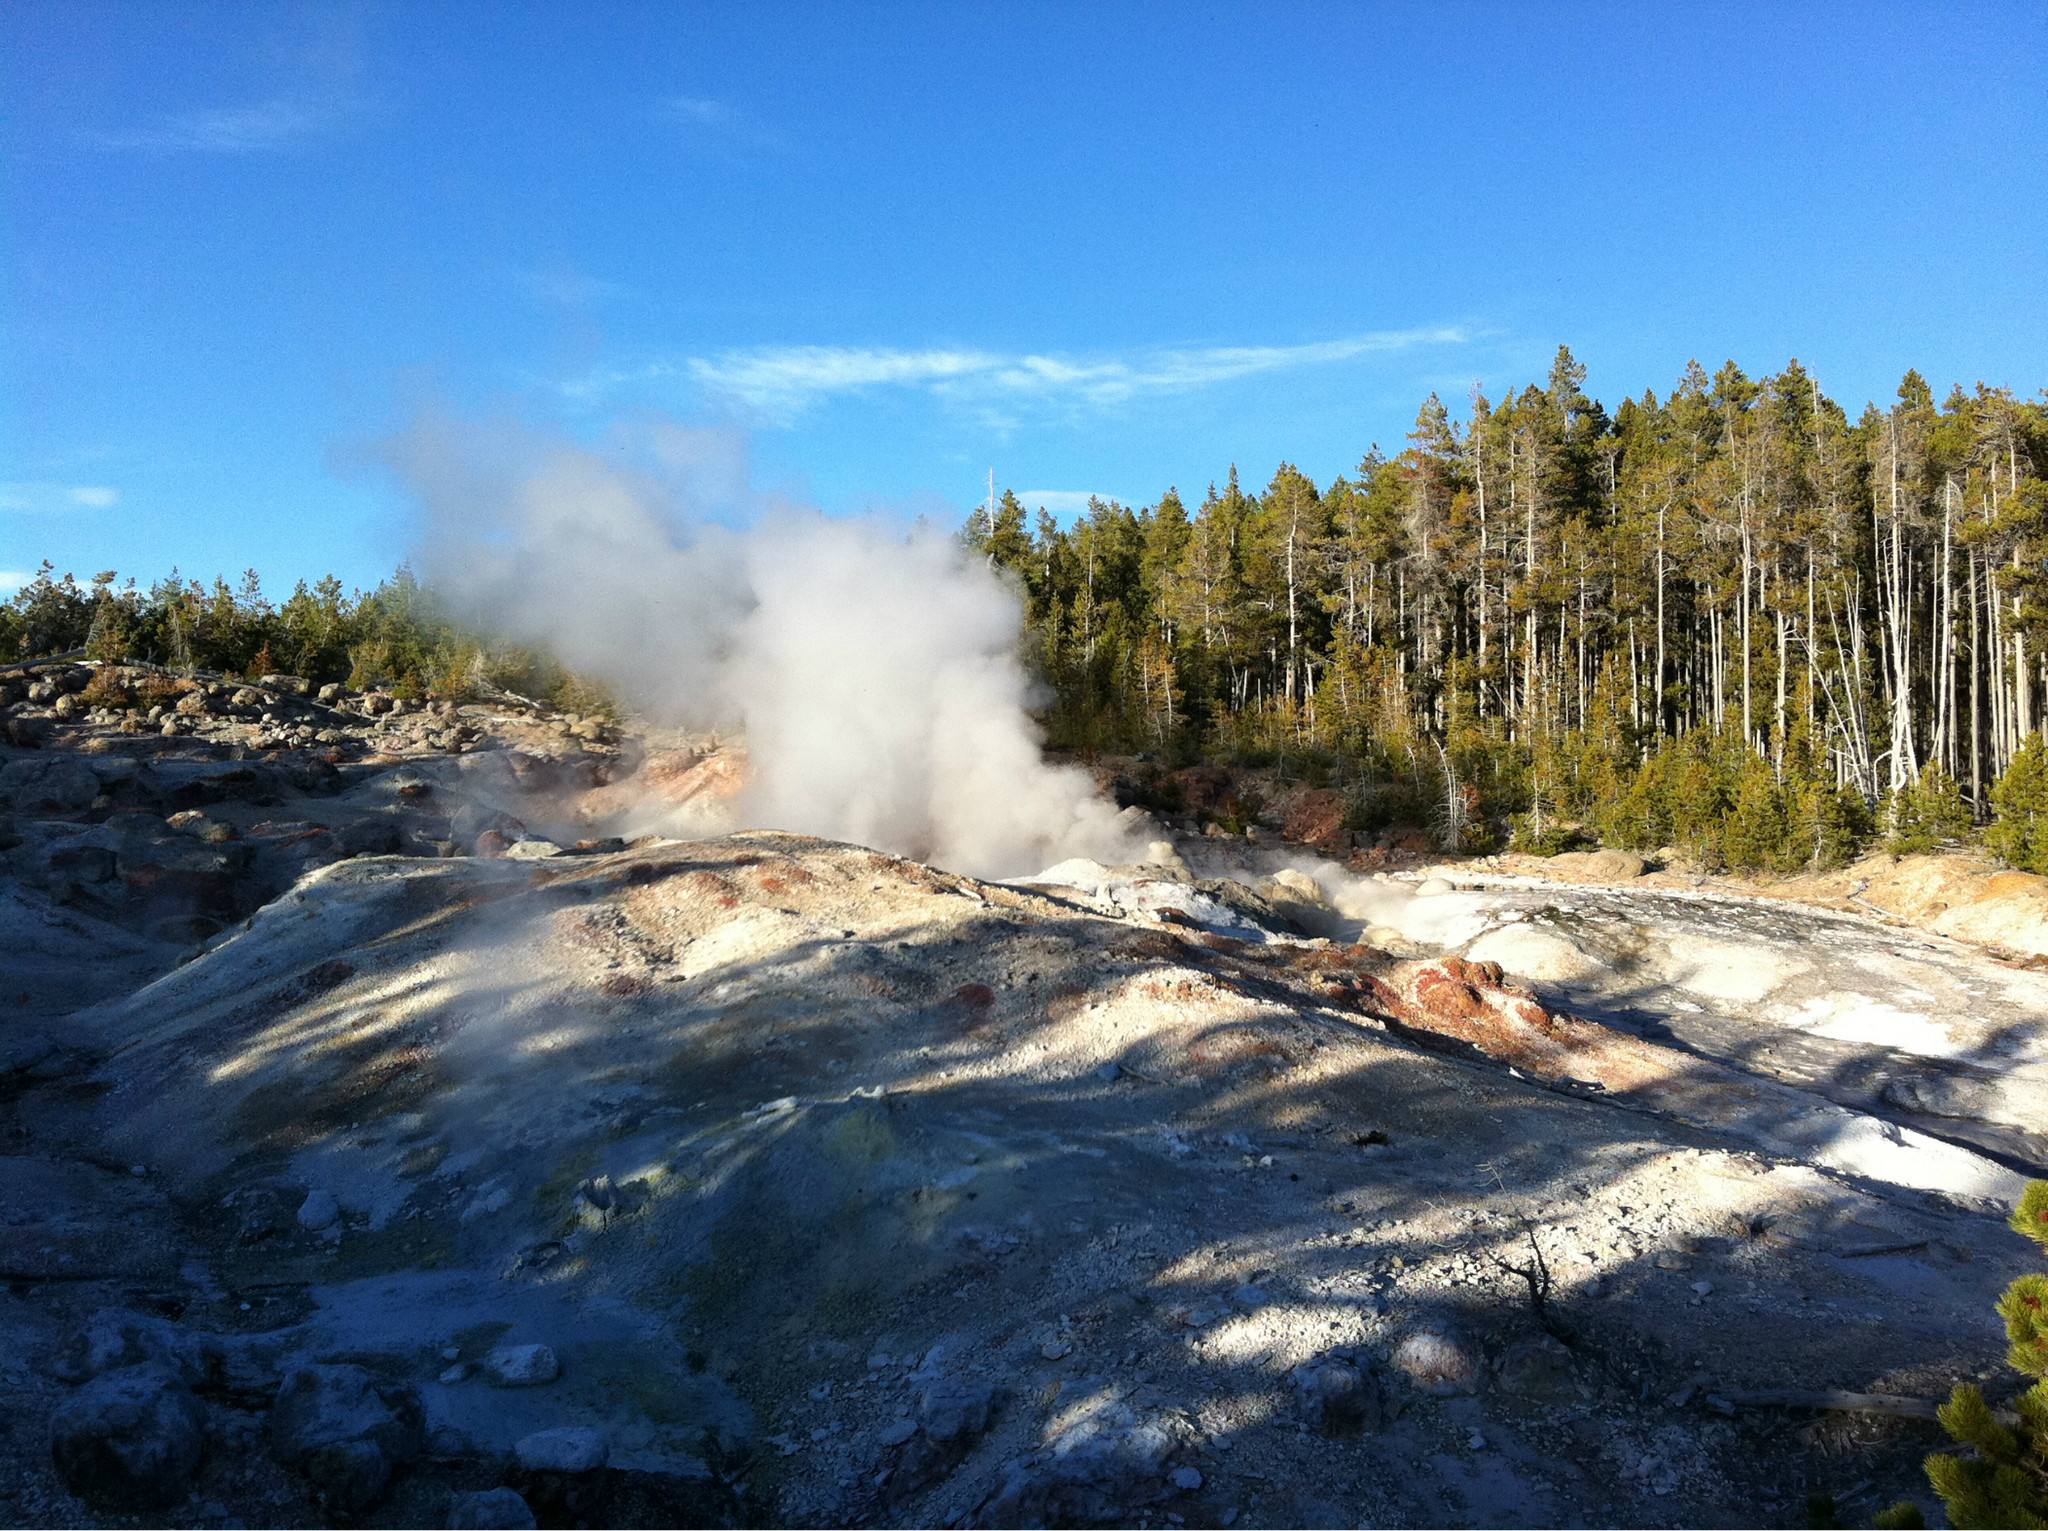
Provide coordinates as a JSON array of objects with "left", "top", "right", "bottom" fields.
[
  {"left": 47, "top": 1308, "right": 210, "bottom": 1388},
  {"left": 2, "top": 757, "right": 100, "bottom": 812},
  {"left": 892, "top": 1377, "right": 999, "bottom": 1493},
  {"left": 46, "top": 840, "right": 117, "bottom": 883},
  {"left": 339, "top": 818, "right": 405, "bottom": 856},
  {"left": 482, "top": 1343, "right": 559, "bottom": 1386},
  {"left": 1391, "top": 1325, "right": 1483, "bottom": 1396},
  {"left": 513, "top": 1426, "right": 608, "bottom": 1473},
  {"left": 296, "top": 1188, "right": 340, "bottom": 1231},
  {"left": 980, "top": 1397, "right": 1184, "bottom": 1525},
  {"left": 48, "top": 1363, "right": 204, "bottom": 1510},
  {"left": 1494, "top": 1334, "right": 1578, "bottom": 1400},
  {"left": 270, "top": 1363, "right": 424, "bottom": 1513},
  {"left": 919, "top": 1377, "right": 997, "bottom": 1444},
  {"left": 448, "top": 1487, "right": 538, "bottom": 1528},
  {"left": 1289, "top": 1348, "right": 1389, "bottom": 1434},
  {"left": 452, "top": 803, "right": 527, "bottom": 847}
]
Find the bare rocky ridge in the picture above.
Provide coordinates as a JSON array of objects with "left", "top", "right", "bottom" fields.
[{"left": 2, "top": 662, "right": 2044, "bottom": 1527}]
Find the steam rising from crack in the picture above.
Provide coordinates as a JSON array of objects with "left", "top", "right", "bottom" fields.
[{"left": 378, "top": 413, "right": 1135, "bottom": 877}]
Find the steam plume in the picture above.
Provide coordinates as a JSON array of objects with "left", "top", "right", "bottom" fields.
[{"left": 379, "top": 412, "right": 1135, "bottom": 878}]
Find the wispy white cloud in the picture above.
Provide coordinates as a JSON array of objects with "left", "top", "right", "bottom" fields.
[
  {"left": 0, "top": 482, "right": 121, "bottom": 514},
  {"left": 90, "top": 96, "right": 355, "bottom": 155},
  {"left": 663, "top": 95, "right": 733, "bottom": 127},
  {"left": 511, "top": 264, "right": 626, "bottom": 311},
  {"left": 0, "top": 570, "right": 32, "bottom": 595},
  {"left": 653, "top": 94, "right": 784, "bottom": 154},
  {"left": 608, "top": 326, "right": 1470, "bottom": 424}
]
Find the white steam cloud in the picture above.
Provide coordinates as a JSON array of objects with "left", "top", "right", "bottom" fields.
[{"left": 379, "top": 413, "right": 1135, "bottom": 878}]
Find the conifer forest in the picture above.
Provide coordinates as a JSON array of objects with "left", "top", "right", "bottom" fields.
[
  {"left": 9, "top": 349, "right": 2048, "bottom": 875},
  {"left": 964, "top": 350, "right": 2048, "bottom": 872}
]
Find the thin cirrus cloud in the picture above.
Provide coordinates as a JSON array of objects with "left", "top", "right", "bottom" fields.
[
  {"left": 1014, "top": 490, "right": 1122, "bottom": 517},
  {"left": 653, "top": 94, "right": 784, "bottom": 154},
  {"left": 89, "top": 96, "right": 356, "bottom": 155},
  {"left": 0, "top": 483, "right": 121, "bottom": 513},
  {"left": 568, "top": 325, "right": 1471, "bottom": 425}
]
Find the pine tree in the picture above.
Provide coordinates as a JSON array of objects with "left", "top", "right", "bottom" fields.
[
  {"left": 1790, "top": 781, "right": 1864, "bottom": 870},
  {"left": 1723, "top": 753, "right": 1792, "bottom": 872},
  {"left": 83, "top": 571, "right": 134, "bottom": 661},
  {"left": 1666, "top": 730, "right": 1736, "bottom": 867},
  {"left": 1891, "top": 764, "right": 1973, "bottom": 855},
  {"left": 1988, "top": 735, "right": 2048, "bottom": 874},
  {"left": 963, "top": 488, "right": 1033, "bottom": 577},
  {"left": 1885, "top": 1180, "right": 2048, "bottom": 1529},
  {"left": 1599, "top": 748, "right": 1672, "bottom": 851}
]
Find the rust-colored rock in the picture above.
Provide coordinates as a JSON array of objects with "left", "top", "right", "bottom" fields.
[
  {"left": 1281, "top": 788, "right": 1350, "bottom": 852},
  {"left": 1413, "top": 967, "right": 1486, "bottom": 1022},
  {"left": 1171, "top": 766, "right": 1235, "bottom": 813}
]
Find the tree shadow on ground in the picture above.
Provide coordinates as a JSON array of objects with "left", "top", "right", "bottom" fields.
[{"left": 40, "top": 835, "right": 2040, "bottom": 1529}]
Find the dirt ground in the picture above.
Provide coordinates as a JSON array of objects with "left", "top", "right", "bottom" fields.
[{"left": 1, "top": 665, "right": 2041, "bottom": 1528}]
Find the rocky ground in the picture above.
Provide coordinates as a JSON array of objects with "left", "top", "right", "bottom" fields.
[{"left": 2, "top": 661, "right": 2043, "bottom": 1529}]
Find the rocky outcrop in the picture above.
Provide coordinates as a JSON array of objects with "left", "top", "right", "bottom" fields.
[
  {"left": 269, "top": 1363, "right": 424, "bottom": 1513},
  {"left": 1279, "top": 786, "right": 1351, "bottom": 852},
  {"left": 2, "top": 687, "right": 2043, "bottom": 1528},
  {"left": 48, "top": 1364, "right": 205, "bottom": 1511},
  {"left": 1851, "top": 854, "right": 2048, "bottom": 960}
]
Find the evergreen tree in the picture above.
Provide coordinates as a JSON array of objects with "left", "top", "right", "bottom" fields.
[
  {"left": 1723, "top": 753, "right": 1793, "bottom": 872},
  {"left": 963, "top": 488, "right": 1034, "bottom": 578},
  {"left": 1884, "top": 1180, "right": 2048, "bottom": 1530},
  {"left": 1988, "top": 735, "right": 2048, "bottom": 873},
  {"left": 1891, "top": 764, "right": 1973, "bottom": 855},
  {"left": 83, "top": 571, "right": 135, "bottom": 661}
]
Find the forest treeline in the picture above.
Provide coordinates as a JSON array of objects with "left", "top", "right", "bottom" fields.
[
  {"left": 963, "top": 348, "right": 2048, "bottom": 874},
  {"left": 7, "top": 347, "right": 2048, "bottom": 874},
  {"left": 0, "top": 562, "right": 615, "bottom": 718}
]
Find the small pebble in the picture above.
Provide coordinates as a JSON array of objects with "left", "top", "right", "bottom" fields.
[{"left": 1170, "top": 1466, "right": 1203, "bottom": 1491}]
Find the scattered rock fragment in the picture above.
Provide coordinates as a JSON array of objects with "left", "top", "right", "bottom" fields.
[{"left": 483, "top": 1343, "right": 560, "bottom": 1387}]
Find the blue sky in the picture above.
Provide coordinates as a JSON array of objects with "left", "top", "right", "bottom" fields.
[{"left": 4, "top": 0, "right": 2045, "bottom": 595}]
